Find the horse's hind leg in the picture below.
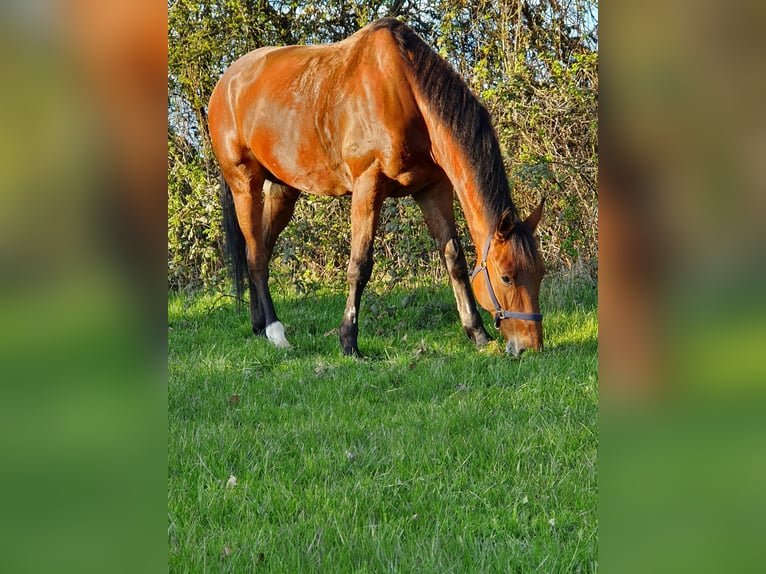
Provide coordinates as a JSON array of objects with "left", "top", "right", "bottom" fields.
[
  {"left": 413, "top": 184, "right": 491, "bottom": 347},
  {"left": 248, "top": 181, "right": 300, "bottom": 335},
  {"left": 339, "top": 170, "right": 386, "bottom": 357},
  {"left": 224, "top": 163, "right": 291, "bottom": 348}
]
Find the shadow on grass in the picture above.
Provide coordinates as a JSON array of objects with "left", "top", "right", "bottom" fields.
[{"left": 170, "top": 276, "right": 596, "bottom": 369}]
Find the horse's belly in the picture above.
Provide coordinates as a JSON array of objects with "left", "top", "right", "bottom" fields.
[
  {"left": 264, "top": 160, "right": 350, "bottom": 196},
  {"left": 292, "top": 174, "right": 351, "bottom": 196}
]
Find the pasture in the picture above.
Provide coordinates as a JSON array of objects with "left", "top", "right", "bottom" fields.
[{"left": 168, "top": 275, "right": 597, "bottom": 572}]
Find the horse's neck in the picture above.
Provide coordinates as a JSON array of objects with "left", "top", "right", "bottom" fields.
[{"left": 429, "top": 128, "right": 497, "bottom": 254}]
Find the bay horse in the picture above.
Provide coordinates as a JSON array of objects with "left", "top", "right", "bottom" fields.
[{"left": 208, "top": 18, "right": 545, "bottom": 358}]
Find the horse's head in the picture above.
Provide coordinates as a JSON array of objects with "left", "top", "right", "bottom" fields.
[{"left": 472, "top": 199, "right": 546, "bottom": 358}]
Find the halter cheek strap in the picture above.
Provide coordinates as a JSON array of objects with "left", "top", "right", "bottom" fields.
[{"left": 470, "top": 234, "right": 543, "bottom": 327}]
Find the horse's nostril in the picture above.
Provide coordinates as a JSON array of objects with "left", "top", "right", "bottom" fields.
[{"left": 506, "top": 340, "right": 526, "bottom": 358}]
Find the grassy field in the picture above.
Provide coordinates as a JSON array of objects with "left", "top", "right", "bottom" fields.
[{"left": 168, "top": 275, "right": 597, "bottom": 572}]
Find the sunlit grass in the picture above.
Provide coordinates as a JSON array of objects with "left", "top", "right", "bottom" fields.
[{"left": 168, "top": 275, "right": 597, "bottom": 572}]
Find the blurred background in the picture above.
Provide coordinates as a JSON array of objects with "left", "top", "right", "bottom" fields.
[
  {"left": 0, "top": 1, "right": 166, "bottom": 572},
  {"left": 600, "top": 0, "right": 766, "bottom": 572},
  {"left": 0, "top": 0, "right": 764, "bottom": 572}
]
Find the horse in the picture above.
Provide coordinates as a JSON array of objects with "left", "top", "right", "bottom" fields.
[{"left": 208, "top": 18, "right": 545, "bottom": 358}]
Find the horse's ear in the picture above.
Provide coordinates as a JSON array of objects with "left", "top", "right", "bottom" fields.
[
  {"left": 524, "top": 197, "right": 545, "bottom": 233},
  {"left": 495, "top": 208, "right": 516, "bottom": 240}
]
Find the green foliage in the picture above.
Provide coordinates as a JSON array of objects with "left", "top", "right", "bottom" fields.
[
  {"left": 168, "top": 140, "right": 226, "bottom": 291},
  {"left": 269, "top": 195, "right": 455, "bottom": 298},
  {"left": 168, "top": 0, "right": 598, "bottom": 291}
]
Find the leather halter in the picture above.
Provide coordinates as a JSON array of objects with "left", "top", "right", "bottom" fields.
[{"left": 470, "top": 233, "right": 543, "bottom": 328}]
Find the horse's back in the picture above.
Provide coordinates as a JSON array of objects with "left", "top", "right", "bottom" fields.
[{"left": 209, "top": 20, "right": 442, "bottom": 197}]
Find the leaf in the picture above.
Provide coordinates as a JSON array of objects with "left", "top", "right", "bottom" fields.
[{"left": 228, "top": 394, "right": 241, "bottom": 405}]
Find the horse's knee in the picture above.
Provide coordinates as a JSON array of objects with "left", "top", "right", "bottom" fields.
[
  {"left": 444, "top": 238, "right": 468, "bottom": 279},
  {"left": 347, "top": 256, "right": 373, "bottom": 286},
  {"left": 444, "top": 237, "right": 464, "bottom": 263}
]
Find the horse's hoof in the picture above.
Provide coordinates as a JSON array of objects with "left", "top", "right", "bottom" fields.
[
  {"left": 341, "top": 344, "right": 363, "bottom": 358},
  {"left": 265, "top": 321, "right": 291, "bottom": 349}
]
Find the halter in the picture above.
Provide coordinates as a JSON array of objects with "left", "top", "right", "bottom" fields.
[{"left": 470, "top": 233, "right": 543, "bottom": 328}]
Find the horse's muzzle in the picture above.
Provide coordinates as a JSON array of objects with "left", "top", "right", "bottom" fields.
[
  {"left": 506, "top": 340, "right": 524, "bottom": 359},
  {"left": 506, "top": 339, "right": 543, "bottom": 358}
]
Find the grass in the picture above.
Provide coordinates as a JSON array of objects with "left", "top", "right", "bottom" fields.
[{"left": 168, "top": 274, "right": 597, "bottom": 572}]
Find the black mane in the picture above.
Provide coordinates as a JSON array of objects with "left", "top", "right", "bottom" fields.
[
  {"left": 508, "top": 223, "right": 540, "bottom": 272},
  {"left": 370, "top": 18, "right": 517, "bottom": 224}
]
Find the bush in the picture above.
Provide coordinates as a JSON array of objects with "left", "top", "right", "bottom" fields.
[{"left": 167, "top": 147, "right": 226, "bottom": 291}]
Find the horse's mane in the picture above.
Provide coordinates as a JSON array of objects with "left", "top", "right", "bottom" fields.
[
  {"left": 508, "top": 223, "right": 540, "bottom": 272},
  {"left": 368, "top": 18, "right": 517, "bottom": 224}
]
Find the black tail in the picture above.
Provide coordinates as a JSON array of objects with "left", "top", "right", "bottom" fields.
[{"left": 220, "top": 175, "right": 247, "bottom": 309}]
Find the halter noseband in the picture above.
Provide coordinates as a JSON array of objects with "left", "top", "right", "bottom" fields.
[{"left": 470, "top": 233, "right": 543, "bottom": 328}]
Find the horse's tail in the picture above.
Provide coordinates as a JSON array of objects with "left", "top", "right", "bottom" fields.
[{"left": 220, "top": 174, "right": 247, "bottom": 309}]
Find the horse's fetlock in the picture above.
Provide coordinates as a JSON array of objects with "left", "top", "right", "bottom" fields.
[
  {"left": 466, "top": 325, "right": 491, "bottom": 347},
  {"left": 339, "top": 319, "right": 361, "bottom": 356}
]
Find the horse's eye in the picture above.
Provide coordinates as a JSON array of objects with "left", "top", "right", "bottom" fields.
[{"left": 501, "top": 275, "right": 513, "bottom": 286}]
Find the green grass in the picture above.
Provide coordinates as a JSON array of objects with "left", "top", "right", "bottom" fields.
[{"left": 168, "top": 275, "right": 597, "bottom": 572}]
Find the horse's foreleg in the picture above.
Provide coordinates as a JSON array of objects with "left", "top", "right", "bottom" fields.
[
  {"left": 414, "top": 185, "right": 491, "bottom": 347},
  {"left": 227, "top": 165, "right": 291, "bottom": 349},
  {"left": 249, "top": 182, "right": 300, "bottom": 336},
  {"left": 340, "top": 174, "right": 385, "bottom": 357}
]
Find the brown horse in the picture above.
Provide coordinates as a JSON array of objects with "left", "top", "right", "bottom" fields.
[{"left": 208, "top": 18, "right": 545, "bottom": 358}]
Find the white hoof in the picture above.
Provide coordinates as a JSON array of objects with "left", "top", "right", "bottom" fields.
[{"left": 265, "top": 321, "right": 291, "bottom": 349}]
